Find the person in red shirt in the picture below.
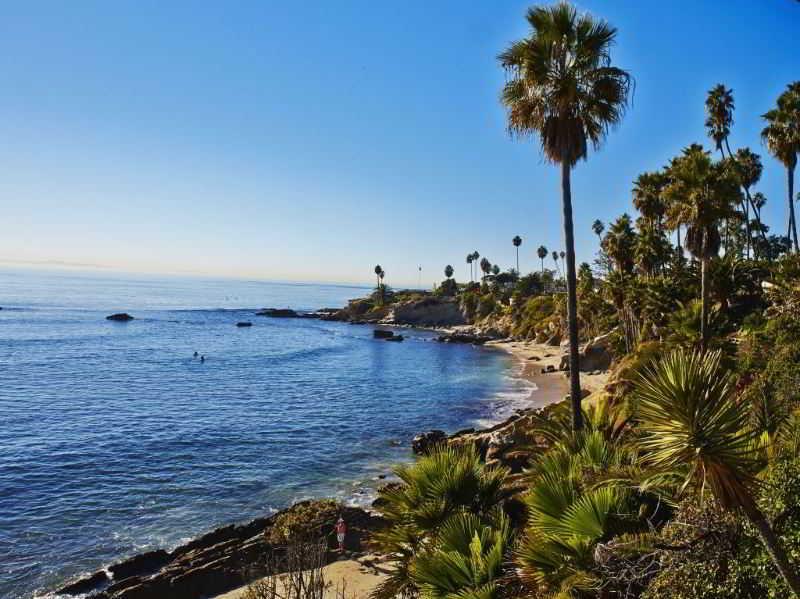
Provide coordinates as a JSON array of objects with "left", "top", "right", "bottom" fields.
[{"left": 335, "top": 517, "right": 347, "bottom": 551}]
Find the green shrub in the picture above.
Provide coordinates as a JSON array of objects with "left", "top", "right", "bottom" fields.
[{"left": 266, "top": 499, "right": 342, "bottom": 545}]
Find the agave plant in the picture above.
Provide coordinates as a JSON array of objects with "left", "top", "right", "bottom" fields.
[{"left": 634, "top": 349, "right": 800, "bottom": 595}]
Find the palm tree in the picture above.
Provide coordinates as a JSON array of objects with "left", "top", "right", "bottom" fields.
[
  {"left": 762, "top": 82, "right": 800, "bottom": 253},
  {"left": 635, "top": 349, "right": 800, "bottom": 595},
  {"left": 551, "top": 250, "right": 561, "bottom": 277},
  {"left": 735, "top": 147, "right": 765, "bottom": 258},
  {"left": 664, "top": 145, "right": 738, "bottom": 350},
  {"left": 444, "top": 264, "right": 454, "bottom": 279},
  {"left": 536, "top": 245, "right": 548, "bottom": 274},
  {"left": 705, "top": 83, "right": 735, "bottom": 158},
  {"left": 374, "top": 264, "right": 382, "bottom": 288},
  {"left": 512, "top": 235, "right": 522, "bottom": 272},
  {"left": 499, "top": 2, "right": 632, "bottom": 431},
  {"left": 411, "top": 512, "right": 510, "bottom": 599},
  {"left": 371, "top": 445, "right": 509, "bottom": 599},
  {"left": 591, "top": 219, "right": 605, "bottom": 244},
  {"left": 479, "top": 256, "right": 491, "bottom": 280},
  {"left": 602, "top": 213, "right": 637, "bottom": 273}
]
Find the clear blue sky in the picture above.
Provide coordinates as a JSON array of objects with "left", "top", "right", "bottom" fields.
[{"left": 0, "top": 1, "right": 797, "bottom": 286}]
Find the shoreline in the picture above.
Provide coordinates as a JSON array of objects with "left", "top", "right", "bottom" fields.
[{"left": 50, "top": 322, "right": 590, "bottom": 599}]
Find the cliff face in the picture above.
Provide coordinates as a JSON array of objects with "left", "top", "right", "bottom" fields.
[{"left": 382, "top": 298, "right": 466, "bottom": 327}]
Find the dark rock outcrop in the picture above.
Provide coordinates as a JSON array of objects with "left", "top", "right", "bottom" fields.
[
  {"left": 236, "top": 321, "right": 253, "bottom": 327},
  {"left": 412, "top": 430, "right": 447, "bottom": 455},
  {"left": 56, "top": 571, "right": 110, "bottom": 596},
  {"left": 106, "top": 313, "right": 134, "bottom": 322},
  {"left": 54, "top": 503, "right": 384, "bottom": 599},
  {"left": 437, "top": 333, "right": 492, "bottom": 345},
  {"left": 373, "top": 329, "right": 396, "bottom": 339}
]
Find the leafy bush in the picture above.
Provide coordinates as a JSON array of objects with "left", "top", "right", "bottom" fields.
[{"left": 266, "top": 500, "right": 342, "bottom": 545}]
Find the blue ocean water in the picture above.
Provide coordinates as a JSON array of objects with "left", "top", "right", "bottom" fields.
[{"left": 0, "top": 268, "right": 531, "bottom": 598}]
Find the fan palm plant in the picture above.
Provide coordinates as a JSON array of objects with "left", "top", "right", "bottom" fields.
[
  {"left": 499, "top": 1, "right": 632, "bottom": 431},
  {"left": 537, "top": 245, "right": 548, "bottom": 275},
  {"left": 762, "top": 82, "right": 800, "bottom": 252},
  {"left": 445, "top": 264, "right": 454, "bottom": 279},
  {"left": 516, "top": 426, "right": 653, "bottom": 597},
  {"left": 664, "top": 144, "right": 738, "bottom": 350},
  {"left": 371, "top": 445, "right": 510, "bottom": 599},
  {"left": 410, "top": 511, "right": 511, "bottom": 599},
  {"left": 634, "top": 349, "right": 800, "bottom": 595}
]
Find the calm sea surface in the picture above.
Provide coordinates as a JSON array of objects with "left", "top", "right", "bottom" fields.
[{"left": 0, "top": 268, "right": 531, "bottom": 598}]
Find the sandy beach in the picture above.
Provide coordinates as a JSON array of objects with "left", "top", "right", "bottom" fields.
[
  {"left": 488, "top": 339, "right": 609, "bottom": 400},
  {"left": 214, "top": 554, "right": 392, "bottom": 599}
]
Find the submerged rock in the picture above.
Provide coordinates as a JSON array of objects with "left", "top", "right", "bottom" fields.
[
  {"left": 236, "top": 321, "right": 253, "bottom": 327},
  {"left": 373, "top": 329, "right": 395, "bottom": 339},
  {"left": 106, "top": 313, "right": 134, "bottom": 322},
  {"left": 256, "top": 308, "right": 298, "bottom": 317}
]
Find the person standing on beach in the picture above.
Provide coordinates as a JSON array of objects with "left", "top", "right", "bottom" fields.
[{"left": 335, "top": 517, "right": 347, "bottom": 551}]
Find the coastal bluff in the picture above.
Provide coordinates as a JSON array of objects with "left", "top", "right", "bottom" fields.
[{"left": 325, "top": 295, "right": 466, "bottom": 327}]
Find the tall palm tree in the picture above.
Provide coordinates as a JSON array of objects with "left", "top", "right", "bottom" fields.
[
  {"left": 512, "top": 235, "right": 522, "bottom": 272},
  {"left": 444, "top": 264, "right": 454, "bottom": 279},
  {"left": 374, "top": 264, "right": 382, "bottom": 288},
  {"left": 705, "top": 83, "right": 735, "bottom": 158},
  {"left": 664, "top": 145, "right": 738, "bottom": 350},
  {"left": 479, "top": 256, "right": 491, "bottom": 280},
  {"left": 466, "top": 254, "right": 474, "bottom": 282},
  {"left": 591, "top": 219, "right": 605, "bottom": 244},
  {"left": 499, "top": 2, "right": 632, "bottom": 431},
  {"left": 735, "top": 147, "right": 765, "bottom": 258},
  {"left": 536, "top": 245, "right": 548, "bottom": 275},
  {"left": 635, "top": 349, "right": 800, "bottom": 595},
  {"left": 632, "top": 171, "right": 667, "bottom": 227},
  {"left": 472, "top": 251, "right": 481, "bottom": 282},
  {"left": 762, "top": 82, "right": 800, "bottom": 253},
  {"left": 551, "top": 250, "right": 561, "bottom": 277}
]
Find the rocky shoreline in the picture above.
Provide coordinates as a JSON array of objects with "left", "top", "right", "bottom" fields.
[{"left": 55, "top": 296, "right": 602, "bottom": 599}]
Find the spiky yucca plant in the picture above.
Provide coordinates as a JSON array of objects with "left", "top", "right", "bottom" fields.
[{"left": 635, "top": 349, "right": 800, "bottom": 595}]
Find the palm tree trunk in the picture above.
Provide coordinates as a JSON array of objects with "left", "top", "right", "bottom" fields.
[
  {"left": 700, "top": 255, "right": 709, "bottom": 352},
  {"left": 788, "top": 165, "right": 799, "bottom": 253},
  {"left": 516, "top": 247, "right": 520, "bottom": 273},
  {"left": 677, "top": 225, "right": 682, "bottom": 254},
  {"left": 741, "top": 499, "right": 800, "bottom": 596},
  {"left": 560, "top": 161, "right": 583, "bottom": 431}
]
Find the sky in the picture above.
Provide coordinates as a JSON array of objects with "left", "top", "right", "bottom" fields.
[{"left": 0, "top": 1, "right": 797, "bottom": 287}]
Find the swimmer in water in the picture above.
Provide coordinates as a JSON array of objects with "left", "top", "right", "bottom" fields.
[
  {"left": 193, "top": 351, "right": 198, "bottom": 358},
  {"left": 200, "top": 355, "right": 205, "bottom": 362}
]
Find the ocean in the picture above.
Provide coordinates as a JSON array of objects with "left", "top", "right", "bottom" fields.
[{"left": 0, "top": 268, "right": 532, "bottom": 598}]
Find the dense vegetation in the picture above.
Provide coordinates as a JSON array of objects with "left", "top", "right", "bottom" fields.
[{"left": 364, "top": 2, "right": 800, "bottom": 598}]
